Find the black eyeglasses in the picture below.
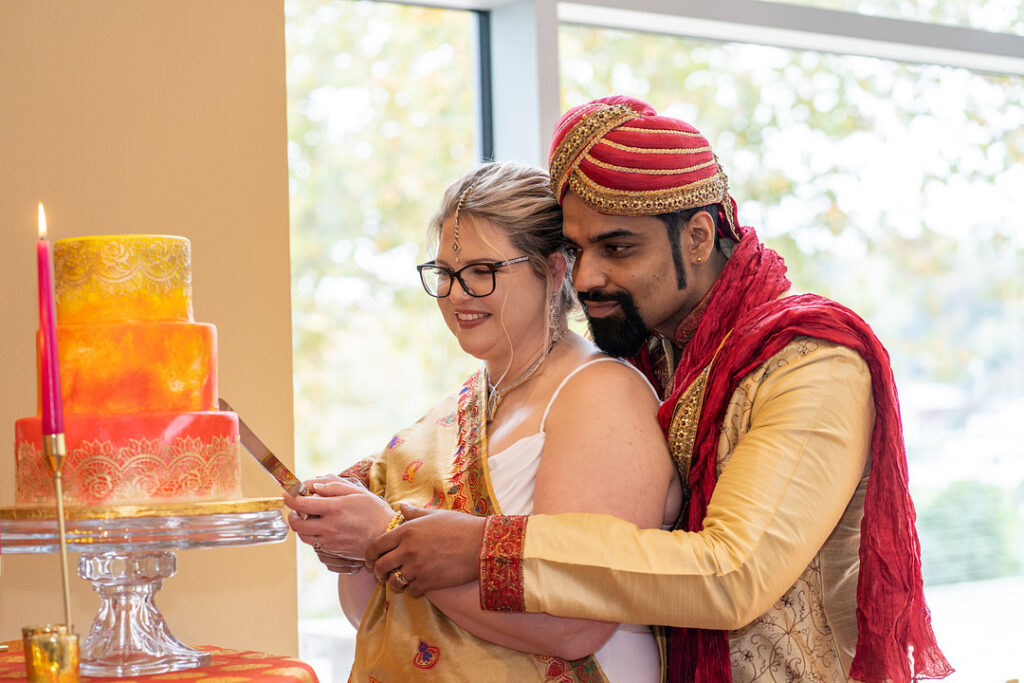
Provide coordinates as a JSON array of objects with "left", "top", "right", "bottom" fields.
[{"left": 416, "top": 256, "right": 530, "bottom": 298}]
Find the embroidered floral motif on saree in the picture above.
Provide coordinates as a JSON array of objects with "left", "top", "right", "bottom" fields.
[{"left": 349, "top": 370, "right": 606, "bottom": 682}]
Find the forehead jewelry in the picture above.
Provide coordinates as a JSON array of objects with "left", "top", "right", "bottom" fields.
[
  {"left": 452, "top": 179, "right": 479, "bottom": 264},
  {"left": 452, "top": 181, "right": 476, "bottom": 264}
]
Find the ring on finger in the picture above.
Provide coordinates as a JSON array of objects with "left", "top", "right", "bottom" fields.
[
  {"left": 313, "top": 535, "right": 322, "bottom": 551},
  {"left": 391, "top": 569, "right": 410, "bottom": 588}
]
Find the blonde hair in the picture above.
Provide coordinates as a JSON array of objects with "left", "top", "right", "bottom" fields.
[{"left": 428, "top": 161, "right": 577, "bottom": 325}]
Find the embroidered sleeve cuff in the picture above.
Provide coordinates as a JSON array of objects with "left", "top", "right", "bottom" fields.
[
  {"left": 339, "top": 457, "right": 373, "bottom": 488},
  {"left": 479, "top": 514, "right": 528, "bottom": 612}
]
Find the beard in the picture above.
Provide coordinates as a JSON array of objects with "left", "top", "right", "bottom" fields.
[{"left": 579, "top": 289, "right": 650, "bottom": 358}]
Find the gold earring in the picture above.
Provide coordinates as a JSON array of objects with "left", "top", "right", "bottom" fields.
[{"left": 696, "top": 256, "right": 703, "bottom": 263}]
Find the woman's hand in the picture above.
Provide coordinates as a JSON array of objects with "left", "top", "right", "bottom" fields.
[
  {"left": 285, "top": 477, "right": 396, "bottom": 560},
  {"left": 316, "top": 550, "right": 364, "bottom": 575}
]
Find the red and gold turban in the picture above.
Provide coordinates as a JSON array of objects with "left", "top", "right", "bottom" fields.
[{"left": 548, "top": 95, "right": 744, "bottom": 242}]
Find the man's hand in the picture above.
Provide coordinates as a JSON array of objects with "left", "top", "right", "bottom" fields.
[{"left": 365, "top": 504, "right": 486, "bottom": 597}]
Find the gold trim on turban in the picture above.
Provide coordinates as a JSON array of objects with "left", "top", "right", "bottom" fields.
[
  {"left": 566, "top": 170, "right": 728, "bottom": 218},
  {"left": 549, "top": 104, "right": 641, "bottom": 202}
]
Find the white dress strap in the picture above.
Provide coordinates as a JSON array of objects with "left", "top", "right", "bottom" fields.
[
  {"left": 490, "top": 355, "right": 661, "bottom": 683},
  {"left": 539, "top": 357, "right": 655, "bottom": 432}
]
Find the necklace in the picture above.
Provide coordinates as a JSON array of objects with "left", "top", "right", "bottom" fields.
[{"left": 486, "top": 336, "right": 562, "bottom": 423}]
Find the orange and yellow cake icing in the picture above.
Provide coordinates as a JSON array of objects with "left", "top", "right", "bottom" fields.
[
  {"left": 54, "top": 235, "right": 193, "bottom": 324},
  {"left": 48, "top": 322, "right": 217, "bottom": 414},
  {"left": 15, "top": 234, "right": 241, "bottom": 506}
]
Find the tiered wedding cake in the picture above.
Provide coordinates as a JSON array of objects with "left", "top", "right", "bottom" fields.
[{"left": 14, "top": 235, "right": 242, "bottom": 506}]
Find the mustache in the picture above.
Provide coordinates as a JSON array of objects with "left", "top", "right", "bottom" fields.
[{"left": 577, "top": 289, "right": 632, "bottom": 305}]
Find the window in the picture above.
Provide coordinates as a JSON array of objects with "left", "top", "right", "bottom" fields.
[
  {"left": 769, "top": 0, "right": 1024, "bottom": 36},
  {"left": 287, "top": 2, "right": 1023, "bottom": 680},
  {"left": 562, "top": 24, "right": 1024, "bottom": 681},
  {"left": 286, "top": 1, "right": 479, "bottom": 679}
]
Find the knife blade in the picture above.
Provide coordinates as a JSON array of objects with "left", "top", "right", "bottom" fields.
[{"left": 220, "top": 398, "right": 309, "bottom": 497}]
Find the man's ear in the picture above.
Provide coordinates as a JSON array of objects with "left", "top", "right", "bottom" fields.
[{"left": 686, "top": 210, "right": 718, "bottom": 262}]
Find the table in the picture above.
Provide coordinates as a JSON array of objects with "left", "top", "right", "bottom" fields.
[
  {"left": 0, "top": 499, "right": 289, "bottom": 677},
  {"left": 0, "top": 640, "right": 318, "bottom": 683}
]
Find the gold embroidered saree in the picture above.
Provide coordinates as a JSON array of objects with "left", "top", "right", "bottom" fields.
[{"left": 348, "top": 369, "right": 607, "bottom": 683}]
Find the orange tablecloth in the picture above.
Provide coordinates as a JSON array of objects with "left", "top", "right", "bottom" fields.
[{"left": 0, "top": 641, "right": 318, "bottom": 683}]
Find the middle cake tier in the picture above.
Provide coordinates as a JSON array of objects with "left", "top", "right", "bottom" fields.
[{"left": 44, "top": 322, "right": 218, "bottom": 414}]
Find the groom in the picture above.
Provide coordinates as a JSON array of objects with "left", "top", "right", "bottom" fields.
[{"left": 362, "top": 96, "right": 950, "bottom": 683}]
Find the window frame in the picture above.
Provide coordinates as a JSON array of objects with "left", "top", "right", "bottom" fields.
[{"left": 381, "top": 0, "right": 1024, "bottom": 164}]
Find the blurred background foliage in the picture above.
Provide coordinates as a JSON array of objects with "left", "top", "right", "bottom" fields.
[
  {"left": 916, "top": 480, "right": 1023, "bottom": 584},
  {"left": 562, "top": 27, "right": 1024, "bottom": 588},
  {"left": 285, "top": 0, "right": 1024, "bottom": 648},
  {"left": 286, "top": 0, "right": 479, "bottom": 617}
]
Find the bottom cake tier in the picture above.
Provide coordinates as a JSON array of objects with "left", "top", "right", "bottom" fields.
[{"left": 15, "top": 412, "right": 241, "bottom": 506}]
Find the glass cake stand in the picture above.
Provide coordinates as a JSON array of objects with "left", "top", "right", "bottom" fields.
[{"left": 0, "top": 498, "right": 289, "bottom": 677}]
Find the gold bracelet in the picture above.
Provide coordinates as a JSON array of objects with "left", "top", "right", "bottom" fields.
[{"left": 385, "top": 510, "right": 404, "bottom": 532}]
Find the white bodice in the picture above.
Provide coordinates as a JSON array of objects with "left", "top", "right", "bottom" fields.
[{"left": 487, "top": 358, "right": 660, "bottom": 683}]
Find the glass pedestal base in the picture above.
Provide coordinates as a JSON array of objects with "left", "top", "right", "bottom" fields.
[
  {"left": 1, "top": 499, "right": 288, "bottom": 678},
  {"left": 78, "top": 551, "right": 211, "bottom": 677}
]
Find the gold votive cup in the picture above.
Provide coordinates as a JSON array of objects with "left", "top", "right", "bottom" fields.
[{"left": 21, "top": 625, "right": 79, "bottom": 683}]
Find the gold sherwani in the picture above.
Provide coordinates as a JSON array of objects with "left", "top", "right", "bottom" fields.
[
  {"left": 349, "top": 370, "right": 607, "bottom": 683},
  {"left": 503, "top": 338, "right": 874, "bottom": 682}
]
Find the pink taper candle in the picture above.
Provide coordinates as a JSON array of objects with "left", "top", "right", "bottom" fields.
[
  {"left": 36, "top": 203, "right": 75, "bottom": 632},
  {"left": 37, "top": 202, "right": 64, "bottom": 436}
]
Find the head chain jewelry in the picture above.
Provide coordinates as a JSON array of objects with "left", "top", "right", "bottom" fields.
[{"left": 452, "top": 178, "right": 479, "bottom": 264}]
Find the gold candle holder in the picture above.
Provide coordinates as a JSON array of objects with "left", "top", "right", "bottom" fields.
[
  {"left": 42, "top": 433, "right": 74, "bottom": 630},
  {"left": 22, "top": 625, "right": 80, "bottom": 683}
]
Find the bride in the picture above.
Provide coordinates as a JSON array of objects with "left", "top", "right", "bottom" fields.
[{"left": 285, "top": 161, "right": 681, "bottom": 682}]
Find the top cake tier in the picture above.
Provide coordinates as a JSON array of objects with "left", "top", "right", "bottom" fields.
[{"left": 55, "top": 235, "right": 194, "bottom": 324}]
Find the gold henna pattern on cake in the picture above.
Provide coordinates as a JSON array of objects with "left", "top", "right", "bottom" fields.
[
  {"left": 58, "top": 236, "right": 190, "bottom": 291},
  {"left": 16, "top": 433, "right": 241, "bottom": 506},
  {"left": 55, "top": 235, "right": 193, "bottom": 324}
]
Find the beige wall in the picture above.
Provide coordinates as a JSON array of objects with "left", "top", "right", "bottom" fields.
[{"left": 0, "top": 1, "right": 299, "bottom": 654}]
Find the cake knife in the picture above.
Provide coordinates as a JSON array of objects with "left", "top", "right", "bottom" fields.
[{"left": 219, "top": 398, "right": 310, "bottom": 497}]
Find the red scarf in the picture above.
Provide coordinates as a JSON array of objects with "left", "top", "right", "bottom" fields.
[{"left": 641, "top": 230, "right": 952, "bottom": 683}]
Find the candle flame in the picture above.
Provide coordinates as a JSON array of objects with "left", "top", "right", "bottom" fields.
[{"left": 38, "top": 203, "right": 47, "bottom": 240}]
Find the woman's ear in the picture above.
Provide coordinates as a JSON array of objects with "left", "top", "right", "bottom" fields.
[{"left": 547, "top": 251, "right": 568, "bottom": 290}]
